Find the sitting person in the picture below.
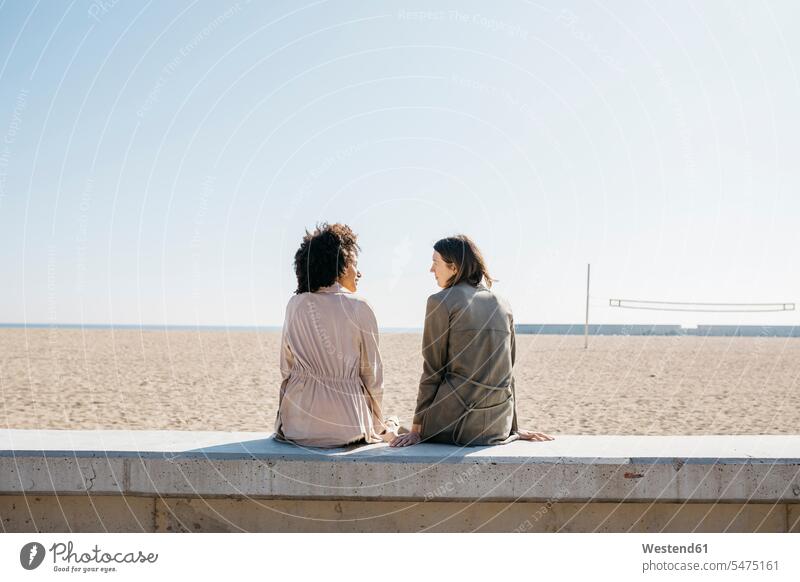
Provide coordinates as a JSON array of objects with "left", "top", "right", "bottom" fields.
[
  {"left": 390, "top": 234, "right": 554, "bottom": 447},
  {"left": 274, "top": 222, "right": 400, "bottom": 448}
]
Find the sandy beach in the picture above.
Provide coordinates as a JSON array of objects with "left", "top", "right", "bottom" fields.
[{"left": 1, "top": 328, "right": 798, "bottom": 435}]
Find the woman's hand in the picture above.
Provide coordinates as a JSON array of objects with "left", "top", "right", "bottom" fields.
[
  {"left": 518, "top": 429, "right": 555, "bottom": 442},
  {"left": 389, "top": 431, "right": 421, "bottom": 447}
]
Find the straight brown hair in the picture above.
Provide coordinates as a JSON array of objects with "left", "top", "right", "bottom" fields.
[{"left": 433, "top": 234, "right": 496, "bottom": 289}]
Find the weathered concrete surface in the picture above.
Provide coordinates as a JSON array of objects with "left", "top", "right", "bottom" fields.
[
  {"left": 154, "top": 499, "right": 792, "bottom": 533},
  {"left": 0, "top": 495, "right": 155, "bottom": 532},
  {"left": 3, "top": 430, "right": 800, "bottom": 502},
  {"left": 788, "top": 504, "right": 800, "bottom": 533},
  {"left": 0, "top": 496, "right": 791, "bottom": 532},
  {"left": 0, "top": 455, "right": 125, "bottom": 494},
  {"left": 2, "top": 430, "right": 800, "bottom": 532}
]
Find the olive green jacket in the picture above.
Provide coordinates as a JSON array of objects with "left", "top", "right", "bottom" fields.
[{"left": 414, "top": 280, "right": 520, "bottom": 446}]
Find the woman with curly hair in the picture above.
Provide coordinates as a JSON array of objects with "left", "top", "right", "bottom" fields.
[
  {"left": 274, "top": 222, "right": 401, "bottom": 448},
  {"left": 390, "top": 234, "right": 554, "bottom": 447}
]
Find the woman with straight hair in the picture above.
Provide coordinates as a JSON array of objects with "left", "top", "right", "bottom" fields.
[
  {"left": 390, "top": 235, "right": 553, "bottom": 447},
  {"left": 274, "top": 222, "right": 401, "bottom": 448}
]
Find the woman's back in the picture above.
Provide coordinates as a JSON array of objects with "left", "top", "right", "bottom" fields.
[
  {"left": 275, "top": 282, "right": 386, "bottom": 448},
  {"left": 433, "top": 281, "right": 514, "bottom": 388},
  {"left": 282, "top": 283, "right": 376, "bottom": 381},
  {"left": 390, "top": 234, "right": 553, "bottom": 448},
  {"left": 415, "top": 280, "right": 518, "bottom": 446}
]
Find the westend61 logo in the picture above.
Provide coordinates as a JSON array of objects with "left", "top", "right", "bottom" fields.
[{"left": 20, "top": 541, "right": 158, "bottom": 574}]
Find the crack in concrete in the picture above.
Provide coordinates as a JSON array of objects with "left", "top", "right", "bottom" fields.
[{"left": 85, "top": 464, "right": 97, "bottom": 491}]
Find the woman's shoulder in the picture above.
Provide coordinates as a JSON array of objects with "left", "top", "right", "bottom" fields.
[
  {"left": 426, "top": 287, "right": 453, "bottom": 311},
  {"left": 338, "top": 291, "right": 378, "bottom": 319},
  {"left": 487, "top": 286, "right": 514, "bottom": 317},
  {"left": 290, "top": 289, "right": 375, "bottom": 310},
  {"left": 428, "top": 286, "right": 449, "bottom": 302},
  {"left": 355, "top": 293, "right": 377, "bottom": 309},
  {"left": 453, "top": 282, "right": 514, "bottom": 315},
  {"left": 287, "top": 291, "right": 378, "bottom": 328},
  {"left": 430, "top": 281, "right": 484, "bottom": 305},
  {"left": 345, "top": 293, "right": 379, "bottom": 331},
  {"left": 285, "top": 293, "right": 301, "bottom": 309},
  {"left": 487, "top": 284, "right": 512, "bottom": 306}
]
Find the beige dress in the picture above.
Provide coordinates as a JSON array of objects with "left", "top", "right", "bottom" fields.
[{"left": 274, "top": 282, "right": 390, "bottom": 448}]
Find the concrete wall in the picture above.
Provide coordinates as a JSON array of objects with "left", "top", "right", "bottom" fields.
[
  {"left": 514, "top": 324, "right": 800, "bottom": 336},
  {"left": 2, "top": 430, "right": 799, "bottom": 532}
]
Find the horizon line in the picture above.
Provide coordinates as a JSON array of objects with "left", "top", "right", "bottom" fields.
[{"left": 2, "top": 322, "right": 799, "bottom": 334}]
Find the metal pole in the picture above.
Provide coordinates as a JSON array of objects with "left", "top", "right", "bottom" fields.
[{"left": 584, "top": 263, "right": 591, "bottom": 349}]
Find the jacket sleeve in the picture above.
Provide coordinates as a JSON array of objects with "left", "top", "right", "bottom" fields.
[
  {"left": 357, "top": 301, "right": 385, "bottom": 426},
  {"left": 509, "top": 313, "right": 518, "bottom": 433},
  {"left": 413, "top": 294, "right": 450, "bottom": 426}
]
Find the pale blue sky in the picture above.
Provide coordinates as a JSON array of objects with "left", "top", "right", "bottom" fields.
[{"left": 1, "top": 0, "right": 798, "bottom": 328}]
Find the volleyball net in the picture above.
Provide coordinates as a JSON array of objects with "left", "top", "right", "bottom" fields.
[{"left": 608, "top": 299, "right": 796, "bottom": 313}]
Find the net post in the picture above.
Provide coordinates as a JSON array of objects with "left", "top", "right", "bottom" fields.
[{"left": 584, "top": 263, "right": 591, "bottom": 349}]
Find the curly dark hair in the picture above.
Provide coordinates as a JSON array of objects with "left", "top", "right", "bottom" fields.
[{"left": 294, "top": 222, "right": 361, "bottom": 294}]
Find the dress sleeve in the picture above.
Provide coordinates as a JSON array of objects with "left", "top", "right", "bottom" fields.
[
  {"left": 275, "top": 300, "right": 295, "bottom": 435},
  {"left": 412, "top": 295, "right": 449, "bottom": 426},
  {"left": 279, "top": 302, "right": 295, "bottom": 384},
  {"left": 357, "top": 301, "right": 385, "bottom": 425}
]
